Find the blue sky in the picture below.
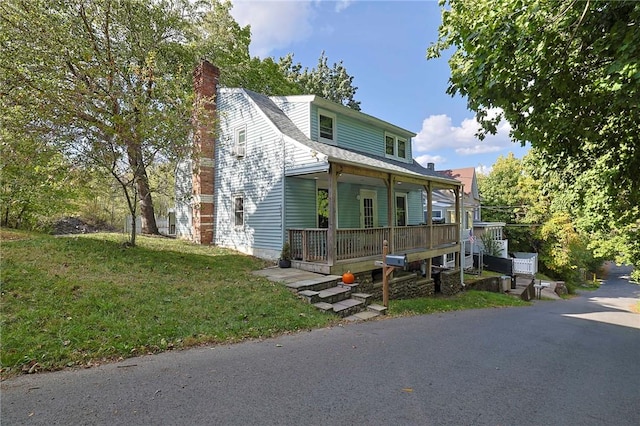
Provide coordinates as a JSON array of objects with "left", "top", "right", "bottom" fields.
[{"left": 230, "top": 0, "right": 530, "bottom": 173}]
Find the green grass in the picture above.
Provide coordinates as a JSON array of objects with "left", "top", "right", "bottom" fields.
[
  {"left": 1, "top": 230, "right": 531, "bottom": 378},
  {"left": 0, "top": 231, "right": 336, "bottom": 376},
  {"left": 389, "top": 290, "right": 529, "bottom": 315}
]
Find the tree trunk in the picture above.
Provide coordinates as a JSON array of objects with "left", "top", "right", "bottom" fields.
[
  {"left": 130, "top": 212, "right": 137, "bottom": 247},
  {"left": 136, "top": 173, "right": 159, "bottom": 235},
  {"left": 127, "top": 143, "right": 159, "bottom": 235}
]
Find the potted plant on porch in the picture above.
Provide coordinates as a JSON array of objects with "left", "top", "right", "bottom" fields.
[{"left": 278, "top": 242, "right": 292, "bottom": 268}]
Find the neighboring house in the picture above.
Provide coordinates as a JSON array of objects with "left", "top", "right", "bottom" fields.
[
  {"left": 176, "top": 61, "right": 463, "bottom": 278},
  {"left": 429, "top": 167, "right": 507, "bottom": 267},
  {"left": 425, "top": 167, "right": 480, "bottom": 269}
]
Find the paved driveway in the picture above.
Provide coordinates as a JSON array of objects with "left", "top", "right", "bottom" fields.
[{"left": 2, "top": 265, "right": 638, "bottom": 425}]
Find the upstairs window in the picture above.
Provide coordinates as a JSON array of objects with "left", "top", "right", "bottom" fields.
[
  {"left": 385, "top": 135, "right": 395, "bottom": 156},
  {"left": 318, "top": 110, "right": 336, "bottom": 144},
  {"left": 384, "top": 132, "right": 408, "bottom": 160},
  {"left": 397, "top": 139, "right": 406, "bottom": 158},
  {"left": 234, "top": 126, "right": 246, "bottom": 158}
]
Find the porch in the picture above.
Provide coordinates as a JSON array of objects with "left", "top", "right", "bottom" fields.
[{"left": 288, "top": 223, "right": 459, "bottom": 275}]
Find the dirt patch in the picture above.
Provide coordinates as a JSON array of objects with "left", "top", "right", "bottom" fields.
[{"left": 51, "top": 217, "right": 117, "bottom": 235}]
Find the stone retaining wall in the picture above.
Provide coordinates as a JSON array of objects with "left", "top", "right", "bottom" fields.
[
  {"left": 353, "top": 271, "right": 434, "bottom": 300},
  {"left": 465, "top": 276, "right": 501, "bottom": 293},
  {"left": 440, "top": 269, "right": 463, "bottom": 296}
]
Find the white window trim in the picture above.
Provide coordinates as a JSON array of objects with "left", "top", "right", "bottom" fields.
[
  {"left": 233, "top": 126, "right": 246, "bottom": 158},
  {"left": 384, "top": 132, "right": 408, "bottom": 160},
  {"left": 233, "top": 194, "right": 244, "bottom": 228},
  {"left": 432, "top": 210, "right": 443, "bottom": 218},
  {"left": 318, "top": 110, "right": 337, "bottom": 145}
]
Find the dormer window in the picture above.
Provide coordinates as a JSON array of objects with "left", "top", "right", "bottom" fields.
[
  {"left": 385, "top": 132, "right": 408, "bottom": 160},
  {"left": 318, "top": 110, "right": 336, "bottom": 144}
]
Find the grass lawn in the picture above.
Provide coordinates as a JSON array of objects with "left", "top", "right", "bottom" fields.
[
  {"left": 390, "top": 290, "right": 529, "bottom": 315},
  {"left": 1, "top": 229, "right": 530, "bottom": 378},
  {"left": 0, "top": 230, "right": 337, "bottom": 377}
]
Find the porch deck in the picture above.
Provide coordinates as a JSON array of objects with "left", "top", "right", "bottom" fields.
[{"left": 289, "top": 224, "right": 459, "bottom": 274}]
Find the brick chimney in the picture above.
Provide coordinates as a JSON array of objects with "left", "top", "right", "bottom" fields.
[{"left": 192, "top": 60, "right": 219, "bottom": 245}]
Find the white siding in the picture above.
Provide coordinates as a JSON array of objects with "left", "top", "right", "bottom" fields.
[
  {"left": 214, "top": 91, "right": 284, "bottom": 258},
  {"left": 174, "top": 160, "right": 193, "bottom": 240},
  {"left": 272, "top": 99, "right": 311, "bottom": 137}
]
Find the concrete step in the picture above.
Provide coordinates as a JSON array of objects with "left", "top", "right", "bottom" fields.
[
  {"left": 337, "top": 282, "right": 360, "bottom": 291},
  {"left": 332, "top": 298, "right": 364, "bottom": 317},
  {"left": 312, "top": 302, "right": 334, "bottom": 312},
  {"left": 350, "top": 292, "right": 373, "bottom": 306},
  {"left": 285, "top": 275, "right": 342, "bottom": 292},
  {"left": 298, "top": 290, "right": 320, "bottom": 304},
  {"left": 344, "top": 311, "right": 380, "bottom": 321},
  {"left": 317, "top": 286, "right": 352, "bottom": 304},
  {"left": 367, "top": 304, "right": 388, "bottom": 315}
]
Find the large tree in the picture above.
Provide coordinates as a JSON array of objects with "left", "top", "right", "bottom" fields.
[
  {"left": 1, "top": 0, "right": 361, "bottom": 245},
  {"left": 429, "top": 0, "right": 640, "bottom": 277},
  {"left": 1, "top": 0, "right": 203, "bottom": 244},
  {"left": 279, "top": 51, "right": 361, "bottom": 110}
]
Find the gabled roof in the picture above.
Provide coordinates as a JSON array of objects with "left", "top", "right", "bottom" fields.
[
  {"left": 438, "top": 167, "right": 479, "bottom": 198},
  {"left": 242, "top": 89, "right": 459, "bottom": 187}
]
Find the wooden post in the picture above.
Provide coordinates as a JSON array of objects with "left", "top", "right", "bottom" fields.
[
  {"left": 381, "top": 239, "right": 400, "bottom": 308},
  {"left": 327, "top": 164, "right": 337, "bottom": 266},
  {"left": 386, "top": 175, "right": 394, "bottom": 253},
  {"left": 383, "top": 240, "right": 390, "bottom": 307}
]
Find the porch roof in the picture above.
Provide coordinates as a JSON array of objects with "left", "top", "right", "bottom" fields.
[{"left": 243, "top": 89, "right": 461, "bottom": 188}]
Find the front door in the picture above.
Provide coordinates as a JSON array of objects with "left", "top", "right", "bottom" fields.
[{"left": 360, "top": 189, "right": 378, "bottom": 228}]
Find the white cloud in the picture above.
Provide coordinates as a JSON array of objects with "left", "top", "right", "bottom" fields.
[
  {"left": 230, "top": 1, "right": 315, "bottom": 57},
  {"left": 475, "top": 164, "right": 492, "bottom": 176},
  {"left": 413, "top": 109, "right": 512, "bottom": 156},
  {"left": 230, "top": 1, "right": 353, "bottom": 58},
  {"left": 415, "top": 154, "right": 446, "bottom": 167}
]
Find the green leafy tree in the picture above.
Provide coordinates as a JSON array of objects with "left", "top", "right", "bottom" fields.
[
  {"left": 1, "top": 0, "right": 203, "bottom": 245},
  {"left": 0, "top": 106, "right": 80, "bottom": 229},
  {"left": 429, "top": 0, "right": 640, "bottom": 279},
  {"left": 478, "top": 153, "right": 542, "bottom": 252},
  {"left": 279, "top": 51, "right": 361, "bottom": 110}
]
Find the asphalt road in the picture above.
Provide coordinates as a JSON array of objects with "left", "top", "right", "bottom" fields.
[{"left": 2, "top": 265, "right": 639, "bottom": 425}]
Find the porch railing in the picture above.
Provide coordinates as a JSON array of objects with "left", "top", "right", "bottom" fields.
[{"left": 289, "top": 224, "right": 458, "bottom": 263}]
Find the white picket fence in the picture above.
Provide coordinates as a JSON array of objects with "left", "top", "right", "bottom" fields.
[
  {"left": 124, "top": 213, "right": 175, "bottom": 235},
  {"left": 512, "top": 252, "right": 538, "bottom": 275}
]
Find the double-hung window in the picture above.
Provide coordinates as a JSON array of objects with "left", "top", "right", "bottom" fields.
[
  {"left": 318, "top": 110, "right": 336, "bottom": 144},
  {"left": 233, "top": 195, "right": 244, "bottom": 227},
  {"left": 385, "top": 132, "right": 408, "bottom": 160},
  {"left": 234, "top": 126, "right": 246, "bottom": 158}
]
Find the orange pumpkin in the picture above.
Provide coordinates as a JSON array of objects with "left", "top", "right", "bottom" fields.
[{"left": 342, "top": 271, "right": 355, "bottom": 284}]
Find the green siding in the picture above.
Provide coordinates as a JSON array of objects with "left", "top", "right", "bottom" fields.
[
  {"left": 407, "top": 191, "right": 424, "bottom": 225},
  {"left": 310, "top": 104, "right": 412, "bottom": 161},
  {"left": 285, "top": 177, "right": 317, "bottom": 229},
  {"left": 337, "top": 183, "right": 359, "bottom": 228}
]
